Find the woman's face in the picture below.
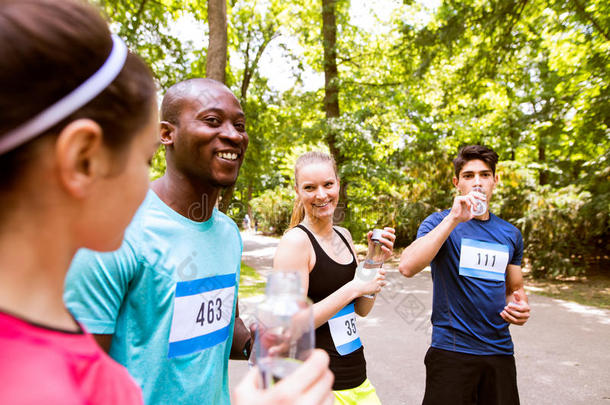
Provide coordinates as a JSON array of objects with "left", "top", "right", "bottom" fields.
[
  {"left": 89, "top": 103, "right": 160, "bottom": 251},
  {"left": 295, "top": 161, "right": 339, "bottom": 222}
]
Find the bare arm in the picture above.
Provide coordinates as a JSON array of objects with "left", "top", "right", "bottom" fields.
[
  {"left": 273, "top": 229, "right": 383, "bottom": 329},
  {"left": 337, "top": 227, "right": 375, "bottom": 317},
  {"left": 501, "top": 264, "right": 530, "bottom": 326},
  {"left": 399, "top": 195, "right": 477, "bottom": 277},
  {"left": 338, "top": 227, "right": 394, "bottom": 317},
  {"left": 93, "top": 334, "right": 113, "bottom": 353},
  {"left": 231, "top": 296, "right": 254, "bottom": 360}
]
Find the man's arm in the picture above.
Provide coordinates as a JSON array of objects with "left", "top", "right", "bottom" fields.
[
  {"left": 93, "top": 334, "right": 113, "bottom": 353},
  {"left": 399, "top": 195, "right": 475, "bottom": 277},
  {"left": 501, "top": 264, "right": 530, "bottom": 326},
  {"left": 230, "top": 296, "right": 253, "bottom": 360}
]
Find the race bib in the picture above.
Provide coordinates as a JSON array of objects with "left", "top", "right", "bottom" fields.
[
  {"left": 459, "top": 238, "right": 509, "bottom": 282},
  {"left": 328, "top": 303, "right": 362, "bottom": 356},
  {"left": 168, "top": 274, "right": 236, "bottom": 358}
]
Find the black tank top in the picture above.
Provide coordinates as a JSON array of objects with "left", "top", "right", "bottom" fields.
[{"left": 296, "top": 224, "right": 367, "bottom": 390}]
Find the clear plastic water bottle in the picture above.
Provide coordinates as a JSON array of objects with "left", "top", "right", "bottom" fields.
[
  {"left": 356, "top": 228, "right": 385, "bottom": 298},
  {"left": 470, "top": 186, "right": 487, "bottom": 216},
  {"left": 366, "top": 229, "right": 385, "bottom": 267},
  {"left": 254, "top": 271, "right": 314, "bottom": 388}
]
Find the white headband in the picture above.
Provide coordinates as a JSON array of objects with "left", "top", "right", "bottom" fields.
[{"left": 0, "top": 34, "right": 128, "bottom": 155}]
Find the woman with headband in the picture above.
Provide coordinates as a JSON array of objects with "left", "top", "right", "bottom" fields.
[
  {"left": 0, "top": 0, "right": 158, "bottom": 403},
  {"left": 0, "top": 1, "right": 334, "bottom": 404}
]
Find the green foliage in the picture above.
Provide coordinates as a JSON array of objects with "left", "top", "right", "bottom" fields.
[
  {"left": 94, "top": 0, "right": 204, "bottom": 89},
  {"left": 495, "top": 157, "right": 609, "bottom": 278},
  {"left": 249, "top": 186, "right": 294, "bottom": 234},
  {"left": 519, "top": 186, "right": 594, "bottom": 278},
  {"left": 98, "top": 0, "right": 608, "bottom": 278},
  {"left": 150, "top": 147, "right": 166, "bottom": 181}
]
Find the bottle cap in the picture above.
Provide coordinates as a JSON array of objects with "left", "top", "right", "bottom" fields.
[{"left": 371, "top": 228, "right": 384, "bottom": 241}]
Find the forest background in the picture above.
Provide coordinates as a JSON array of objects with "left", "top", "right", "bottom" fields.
[{"left": 94, "top": 0, "right": 609, "bottom": 280}]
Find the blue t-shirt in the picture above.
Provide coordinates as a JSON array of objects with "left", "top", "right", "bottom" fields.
[
  {"left": 64, "top": 190, "right": 241, "bottom": 405},
  {"left": 418, "top": 210, "right": 523, "bottom": 355}
]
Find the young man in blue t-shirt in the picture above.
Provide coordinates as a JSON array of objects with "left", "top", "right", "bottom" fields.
[{"left": 399, "top": 145, "right": 531, "bottom": 405}]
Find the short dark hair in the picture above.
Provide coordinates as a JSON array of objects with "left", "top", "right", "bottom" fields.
[
  {"left": 161, "top": 78, "right": 227, "bottom": 125},
  {"left": 453, "top": 145, "right": 499, "bottom": 178},
  {"left": 0, "top": 0, "right": 157, "bottom": 190}
]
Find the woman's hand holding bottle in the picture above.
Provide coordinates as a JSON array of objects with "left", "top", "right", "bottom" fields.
[
  {"left": 349, "top": 267, "right": 387, "bottom": 297},
  {"left": 366, "top": 227, "right": 396, "bottom": 263},
  {"left": 349, "top": 227, "right": 395, "bottom": 298}
]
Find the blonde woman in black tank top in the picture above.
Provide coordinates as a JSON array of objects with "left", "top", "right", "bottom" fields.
[{"left": 273, "top": 151, "right": 396, "bottom": 404}]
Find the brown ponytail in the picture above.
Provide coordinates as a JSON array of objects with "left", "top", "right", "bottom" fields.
[{"left": 289, "top": 198, "right": 306, "bottom": 229}]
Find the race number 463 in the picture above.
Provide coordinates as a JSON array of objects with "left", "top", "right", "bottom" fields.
[
  {"left": 196, "top": 298, "right": 223, "bottom": 326},
  {"left": 168, "top": 274, "right": 236, "bottom": 358}
]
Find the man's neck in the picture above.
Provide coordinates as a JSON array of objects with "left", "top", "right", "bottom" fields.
[
  {"left": 474, "top": 211, "right": 491, "bottom": 221},
  {"left": 151, "top": 172, "right": 220, "bottom": 222}
]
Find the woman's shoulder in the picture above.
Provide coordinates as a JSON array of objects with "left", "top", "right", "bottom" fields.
[
  {"left": 333, "top": 225, "right": 353, "bottom": 242},
  {"left": 280, "top": 226, "right": 311, "bottom": 247},
  {"left": 275, "top": 226, "right": 315, "bottom": 269}
]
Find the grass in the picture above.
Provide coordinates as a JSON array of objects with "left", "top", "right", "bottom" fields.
[
  {"left": 524, "top": 273, "right": 610, "bottom": 310},
  {"left": 238, "top": 261, "right": 266, "bottom": 298}
]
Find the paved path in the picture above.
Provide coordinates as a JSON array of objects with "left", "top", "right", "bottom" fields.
[{"left": 230, "top": 233, "right": 610, "bottom": 404}]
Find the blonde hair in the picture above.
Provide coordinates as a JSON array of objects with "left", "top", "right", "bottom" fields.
[{"left": 289, "top": 151, "right": 338, "bottom": 229}]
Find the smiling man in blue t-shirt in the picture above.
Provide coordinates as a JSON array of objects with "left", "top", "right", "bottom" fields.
[
  {"left": 64, "top": 78, "right": 252, "bottom": 405},
  {"left": 399, "top": 145, "right": 531, "bottom": 405}
]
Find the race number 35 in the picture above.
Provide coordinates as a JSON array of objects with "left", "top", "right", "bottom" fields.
[
  {"left": 344, "top": 318, "right": 357, "bottom": 336},
  {"left": 328, "top": 303, "right": 362, "bottom": 356}
]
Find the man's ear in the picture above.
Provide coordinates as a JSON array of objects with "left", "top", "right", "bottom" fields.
[
  {"left": 160, "top": 121, "right": 175, "bottom": 146},
  {"left": 452, "top": 176, "right": 459, "bottom": 188},
  {"left": 54, "top": 119, "right": 105, "bottom": 198}
]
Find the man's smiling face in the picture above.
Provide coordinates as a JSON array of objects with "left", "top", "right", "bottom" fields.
[{"left": 170, "top": 82, "right": 249, "bottom": 188}]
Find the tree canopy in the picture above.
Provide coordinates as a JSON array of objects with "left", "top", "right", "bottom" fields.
[{"left": 96, "top": 0, "right": 609, "bottom": 278}]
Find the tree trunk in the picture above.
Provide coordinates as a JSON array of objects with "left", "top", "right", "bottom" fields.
[
  {"left": 240, "top": 29, "right": 276, "bottom": 101},
  {"left": 322, "top": 0, "right": 347, "bottom": 223},
  {"left": 538, "top": 137, "right": 548, "bottom": 186},
  {"left": 206, "top": 0, "right": 227, "bottom": 83},
  {"left": 207, "top": 0, "right": 232, "bottom": 211}
]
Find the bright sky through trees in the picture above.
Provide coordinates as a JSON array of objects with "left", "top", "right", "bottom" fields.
[
  {"left": 110, "top": 0, "right": 608, "bottom": 278},
  {"left": 168, "top": 0, "right": 441, "bottom": 92}
]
